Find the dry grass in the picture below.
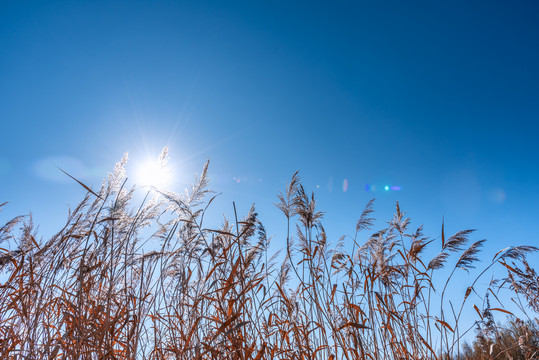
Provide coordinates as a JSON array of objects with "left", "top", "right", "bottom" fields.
[{"left": 0, "top": 154, "right": 537, "bottom": 359}]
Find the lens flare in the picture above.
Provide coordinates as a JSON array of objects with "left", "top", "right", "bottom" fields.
[{"left": 365, "top": 184, "right": 401, "bottom": 192}]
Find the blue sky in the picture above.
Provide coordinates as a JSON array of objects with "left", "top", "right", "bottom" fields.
[{"left": 1, "top": 0, "right": 538, "bottom": 298}]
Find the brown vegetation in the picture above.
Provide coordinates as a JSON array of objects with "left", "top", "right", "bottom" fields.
[{"left": 0, "top": 155, "right": 537, "bottom": 359}]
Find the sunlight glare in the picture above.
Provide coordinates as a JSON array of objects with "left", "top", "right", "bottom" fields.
[{"left": 135, "top": 149, "right": 172, "bottom": 189}]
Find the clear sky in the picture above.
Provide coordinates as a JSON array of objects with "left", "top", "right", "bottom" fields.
[{"left": 1, "top": 0, "right": 538, "bottom": 284}]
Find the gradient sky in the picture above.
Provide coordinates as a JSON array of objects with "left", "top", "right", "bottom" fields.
[{"left": 1, "top": 0, "right": 539, "bottom": 303}]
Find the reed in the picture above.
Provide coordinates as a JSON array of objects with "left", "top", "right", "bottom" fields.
[{"left": 0, "top": 154, "right": 537, "bottom": 359}]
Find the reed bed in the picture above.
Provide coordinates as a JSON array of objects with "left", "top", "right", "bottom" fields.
[{"left": 0, "top": 153, "right": 537, "bottom": 359}]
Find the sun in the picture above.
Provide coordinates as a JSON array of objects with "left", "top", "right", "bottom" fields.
[
  {"left": 135, "top": 148, "right": 172, "bottom": 189},
  {"left": 136, "top": 159, "right": 172, "bottom": 188}
]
